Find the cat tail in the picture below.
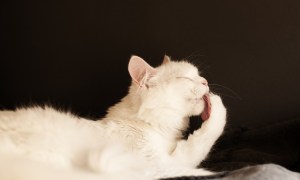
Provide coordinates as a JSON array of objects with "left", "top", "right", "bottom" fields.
[{"left": 0, "top": 143, "right": 151, "bottom": 180}]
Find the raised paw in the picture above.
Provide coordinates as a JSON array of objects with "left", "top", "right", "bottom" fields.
[
  {"left": 209, "top": 93, "right": 225, "bottom": 108},
  {"left": 203, "top": 93, "right": 227, "bottom": 127}
]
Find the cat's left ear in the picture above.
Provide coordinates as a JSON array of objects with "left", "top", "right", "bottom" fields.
[{"left": 128, "top": 55, "right": 156, "bottom": 88}]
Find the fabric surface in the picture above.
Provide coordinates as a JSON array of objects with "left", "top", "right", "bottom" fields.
[
  {"left": 201, "top": 117, "right": 300, "bottom": 172},
  {"left": 162, "top": 164, "right": 300, "bottom": 180},
  {"left": 164, "top": 117, "right": 300, "bottom": 179}
]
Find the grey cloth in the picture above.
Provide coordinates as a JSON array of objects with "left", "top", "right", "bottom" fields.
[
  {"left": 161, "top": 164, "right": 300, "bottom": 180},
  {"left": 223, "top": 164, "right": 300, "bottom": 180}
]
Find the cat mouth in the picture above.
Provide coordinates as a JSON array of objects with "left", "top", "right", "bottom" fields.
[{"left": 200, "top": 94, "right": 211, "bottom": 121}]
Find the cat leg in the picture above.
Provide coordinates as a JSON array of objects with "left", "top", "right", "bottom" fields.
[
  {"left": 0, "top": 152, "right": 151, "bottom": 180},
  {"left": 170, "top": 94, "right": 227, "bottom": 168}
]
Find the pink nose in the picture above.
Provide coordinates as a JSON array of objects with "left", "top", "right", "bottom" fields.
[{"left": 201, "top": 78, "right": 208, "bottom": 86}]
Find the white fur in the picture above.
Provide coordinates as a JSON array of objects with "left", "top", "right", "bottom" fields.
[{"left": 0, "top": 56, "right": 226, "bottom": 179}]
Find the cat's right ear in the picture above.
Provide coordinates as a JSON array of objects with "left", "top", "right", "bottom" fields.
[
  {"left": 128, "top": 56, "right": 156, "bottom": 88},
  {"left": 162, "top": 55, "right": 171, "bottom": 64}
]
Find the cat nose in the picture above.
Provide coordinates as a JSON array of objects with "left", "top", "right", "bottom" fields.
[{"left": 200, "top": 78, "right": 208, "bottom": 86}]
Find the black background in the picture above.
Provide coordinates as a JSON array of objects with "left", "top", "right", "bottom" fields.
[{"left": 1, "top": 0, "right": 300, "bottom": 127}]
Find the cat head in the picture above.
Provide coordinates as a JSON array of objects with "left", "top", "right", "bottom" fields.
[{"left": 128, "top": 55, "right": 210, "bottom": 119}]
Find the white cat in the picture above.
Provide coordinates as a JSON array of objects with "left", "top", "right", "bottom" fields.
[{"left": 0, "top": 55, "right": 226, "bottom": 180}]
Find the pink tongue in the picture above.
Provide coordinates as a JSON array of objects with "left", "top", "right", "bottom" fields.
[{"left": 201, "top": 94, "right": 211, "bottom": 121}]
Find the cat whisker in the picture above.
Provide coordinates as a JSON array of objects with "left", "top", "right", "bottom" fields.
[
  {"left": 210, "top": 91, "right": 239, "bottom": 100},
  {"left": 199, "top": 65, "right": 211, "bottom": 74},
  {"left": 184, "top": 51, "right": 206, "bottom": 61},
  {"left": 183, "top": 52, "right": 211, "bottom": 74},
  {"left": 209, "top": 84, "right": 242, "bottom": 100}
]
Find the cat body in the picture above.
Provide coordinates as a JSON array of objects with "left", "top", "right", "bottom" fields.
[{"left": 0, "top": 56, "right": 226, "bottom": 179}]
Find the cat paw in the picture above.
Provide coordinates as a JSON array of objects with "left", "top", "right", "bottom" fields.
[
  {"left": 205, "top": 93, "right": 226, "bottom": 126},
  {"left": 210, "top": 93, "right": 225, "bottom": 108},
  {"left": 190, "top": 93, "right": 226, "bottom": 153}
]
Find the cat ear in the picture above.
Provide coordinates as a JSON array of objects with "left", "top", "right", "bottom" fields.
[
  {"left": 162, "top": 55, "right": 171, "bottom": 64},
  {"left": 128, "top": 55, "right": 156, "bottom": 88}
]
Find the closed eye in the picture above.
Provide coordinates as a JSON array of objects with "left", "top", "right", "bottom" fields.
[{"left": 176, "top": 76, "right": 194, "bottom": 82}]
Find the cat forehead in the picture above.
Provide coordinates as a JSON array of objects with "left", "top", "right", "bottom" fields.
[{"left": 157, "top": 61, "right": 199, "bottom": 76}]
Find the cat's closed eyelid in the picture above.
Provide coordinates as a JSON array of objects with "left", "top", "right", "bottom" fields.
[{"left": 176, "top": 76, "right": 194, "bottom": 82}]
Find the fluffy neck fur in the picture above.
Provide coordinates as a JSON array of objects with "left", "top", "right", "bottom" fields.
[{"left": 105, "top": 87, "right": 189, "bottom": 140}]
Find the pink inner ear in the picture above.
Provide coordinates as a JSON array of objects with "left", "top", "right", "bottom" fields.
[{"left": 128, "top": 56, "right": 156, "bottom": 86}]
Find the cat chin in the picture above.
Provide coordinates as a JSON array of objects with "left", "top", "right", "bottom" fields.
[{"left": 188, "top": 104, "right": 205, "bottom": 117}]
